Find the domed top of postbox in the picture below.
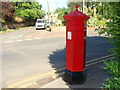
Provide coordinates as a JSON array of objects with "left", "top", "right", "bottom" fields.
[{"left": 63, "top": 4, "right": 90, "bottom": 21}]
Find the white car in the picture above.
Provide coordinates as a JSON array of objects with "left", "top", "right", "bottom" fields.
[{"left": 35, "top": 19, "right": 47, "bottom": 30}]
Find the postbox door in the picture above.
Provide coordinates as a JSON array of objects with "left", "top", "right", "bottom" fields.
[{"left": 66, "top": 24, "right": 85, "bottom": 72}]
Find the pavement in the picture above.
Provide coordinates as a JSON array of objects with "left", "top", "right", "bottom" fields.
[{"left": 41, "top": 63, "right": 110, "bottom": 88}]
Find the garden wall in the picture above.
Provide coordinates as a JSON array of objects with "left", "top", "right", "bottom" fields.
[{"left": 3, "top": 21, "right": 35, "bottom": 30}]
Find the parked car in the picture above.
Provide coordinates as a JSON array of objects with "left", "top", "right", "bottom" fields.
[
  {"left": 35, "top": 19, "right": 47, "bottom": 30},
  {"left": 46, "top": 22, "right": 49, "bottom": 27},
  {"left": 46, "top": 22, "right": 53, "bottom": 27}
]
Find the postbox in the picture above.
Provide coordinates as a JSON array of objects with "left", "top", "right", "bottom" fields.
[{"left": 63, "top": 5, "right": 90, "bottom": 84}]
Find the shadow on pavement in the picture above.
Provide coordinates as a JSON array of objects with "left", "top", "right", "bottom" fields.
[
  {"left": 48, "top": 36, "right": 113, "bottom": 88},
  {"left": 48, "top": 48, "right": 66, "bottom": 70}
]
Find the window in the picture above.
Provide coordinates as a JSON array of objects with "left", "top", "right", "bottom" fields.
[{"left": 37, "top": 20, "right": 44, "bottom": 23}]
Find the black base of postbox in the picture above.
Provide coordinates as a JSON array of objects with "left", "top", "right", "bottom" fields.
[{"left": 64, "top": 69, "right": 87, "bottom": 84}]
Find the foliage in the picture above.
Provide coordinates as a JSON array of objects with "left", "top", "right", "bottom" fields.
[
  {"left": 0, "top": 2, "right": 15, "bottom": 22},
  {"left": 54, "top": 2, "right": 111, "bottom": 26},
  {"left": 0, "top": 0, "right": 44, "bottom": 31},
  {"left": 87, "top": 17, "right": 98, "bottom": 27},
  {"left": 95, "top": 2, "right": 120, "bottom": 88},
  {"left": 97, "top": 18, "right": 106, "bottom": 26},
  {"left": 87, "top": 17, "right": 107, "bottom": 27},
  {"left": 16, "top": 8, "right": 39, "bottom": 20},
  {"left": 1, "top": 20, "right": 6, "bottom": 31},
  {"left": 86, "top": 2, "right": 111, "bottom": 27},
  {"left": 12, "top": 0, "right": 44, "bottom": 21},
  {"left": 54, "top": 2, "right": 83, "bottom": 26},
  {"left": 54, "top": 8, "right": 67, "bottom": 26},
  {"left": 96, "top": 2, "right": 120, "bottom": 63},
  {"left": 102, "top": 60, "right": 120, "bottom": 89},
  {"left": 104, "top": 60, "right": 119, "bottom": 77},
  {"left": 0, "top": 2, "right": 15, "bottom": 31},
  {"left": 66, "top": 2, "right": 82, "bottom": 13}
]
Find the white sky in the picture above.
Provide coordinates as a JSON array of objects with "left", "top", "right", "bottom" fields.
[{"left": 36, "top": 0, "right": 68, "bottom": 12}]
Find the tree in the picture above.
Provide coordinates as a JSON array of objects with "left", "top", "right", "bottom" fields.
[
  {"left": 54, "top": 2, "right": 83, "bottom": 26},
  {"left": 67, "top": 2, "right": 82, "bottom": 13},
  {"left": 54, "top": 8, "right": 67, "bottom": 25},
  {"left": 96, "top": 2, "right": 120, "bottom": 62},
  {"left": 96, "top": 2, "right": 120, "bottom": 88},
  {"left": 12, "top": 0, "right": 44, "bottom": 21},
  {"left": 0, "top": 2, "right": 15, "bottom": 22}
]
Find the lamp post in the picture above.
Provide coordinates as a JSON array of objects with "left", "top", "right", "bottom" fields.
[
  {"left": 82, "top": 0, "right": 84, "bottom": 13},
  {"left": 47, "top": 0, "right": 51, "bottom": 31}
]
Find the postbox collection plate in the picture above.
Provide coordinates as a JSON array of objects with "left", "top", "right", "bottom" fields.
[{"left": 67, "top": 32, "right": 72, "bottom": 40}]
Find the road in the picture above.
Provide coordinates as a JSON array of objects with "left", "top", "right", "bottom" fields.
[
  {"left": 1, "top": 27, "right": 113, "bottom": 88},
  {"left": 1, "top": 27, "right": 35, "bottom": 44}
]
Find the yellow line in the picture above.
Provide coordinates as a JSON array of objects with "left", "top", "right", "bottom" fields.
[
  {"left": 20, "top": 83, "right": 34, "bottom": 88},
  {"left": 7, "top": 54, "right": 113, "bottom": 88},
  {"left": 20, "top": 72, "right": 65, "bottom": 88},
  {"left": 86, "top": 54, "right": 114, "bottom": 64},
  {"left": 86, "top": 57, "right": 114, "bottom": 66},
  {"left": 7, "top": 70, "right": 56, "bottom": 88},
  {"left": 20, "top": 56, "right": 113, "bottom": 88},
  {"left": 55, "top": 68, "right": 65, "bottom": 71}
]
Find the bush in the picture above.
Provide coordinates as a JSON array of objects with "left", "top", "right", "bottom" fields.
[
  {"left": 13, "top": 1, "right": 44, "bottom": 21},
  {"left": 87, "top": 17, "right": 98, "bottom": 27},
  {"left": 104, "top": 60, "right": 119, "bottom": 77},
  {"left": 1, "top": 20, "right": 6, "bottom": 31},
  {"left": 87, "top": 17, "right": 107, "bottom": 27},
  {"left": 97, "top": 18, "right": 107, "bottom": 26},
  {"left": 103, "top": 77, "right": 120, "bottom": 89},
  {"left": 16, "top": 9, "right": 39, "bottom": 21},
  {"left": 94, "top": 2, "right": 120, "bottom": 89},
  {"left": 102, "top": 60, "right": 120, "bottom": 89}
]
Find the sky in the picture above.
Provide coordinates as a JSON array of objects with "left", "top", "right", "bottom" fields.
[{"left": 36, "top": 0, "right": 68, "bottom": 12}]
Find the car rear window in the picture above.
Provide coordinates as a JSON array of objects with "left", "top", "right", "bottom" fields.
[{"left": 37, "top": 20, "right": 44, "bottom": 23}]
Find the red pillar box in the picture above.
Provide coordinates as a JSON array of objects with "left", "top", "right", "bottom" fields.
[{"left": 63, "top": 5, "right": 90, "bottom": 84}]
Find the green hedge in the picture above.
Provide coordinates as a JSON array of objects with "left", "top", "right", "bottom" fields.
[
  {"left": 87, "top": 17, "right": 107, "bottom": 27},
  {"left": 102, "top": 60, "right": 120, "bottom": 89}
]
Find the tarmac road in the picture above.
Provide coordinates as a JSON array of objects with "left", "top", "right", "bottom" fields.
[{"left": 1, "top": 27, "right": 113, "bottom": 88}]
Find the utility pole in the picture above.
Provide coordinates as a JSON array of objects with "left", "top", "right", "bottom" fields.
[
  {"left": 82, "top": 0, "right": 84, "bottom": 13},
  {"left": 47, "top": 0, "right": 51, "bottom": 31}
]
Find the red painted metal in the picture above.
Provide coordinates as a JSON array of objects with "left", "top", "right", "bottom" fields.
[{"left": 63, "top": 5, "right": 90, "bottom": 72}]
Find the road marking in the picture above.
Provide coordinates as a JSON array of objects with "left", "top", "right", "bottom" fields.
[
  {"left": 20, "top": 56, "right": 113, "bottom": 88},
  {"left": 19, "top": 57, "right": 113, "bottom": 88},
  {"left": 25, "top": 39, "right": 32, "bottom": 41},
  {"left": 19, "top": 72, "right": 64, "bottom": 88},
  {"left": 17, "top": 40, "right": 23, "bottom": 42},
  {"left": 7, "top": 70, "right": 57, "bottom": 88},
  {"left": 3, "top": 38, "right": 35, "bottom": 44},
  {"left": 86, "top": 54, "right": 114, "bottom": 64},
  {"left": 20, "top": 82, "right": 35, "bottom": 88},
  {"left": 35, "top": 38, "right": 41, "bottom": 39},
  {"left": 10, "top": 35, "right": 23, "bottom": 38},
  {"left": 86, "top": 57, "right": 114, "bottom": 66},
  {"left": 5, "top": 41, "right": 14, "bottom": 43},
  {"left": 6, "top": 54, "right": 114, "bottom": 88}
]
